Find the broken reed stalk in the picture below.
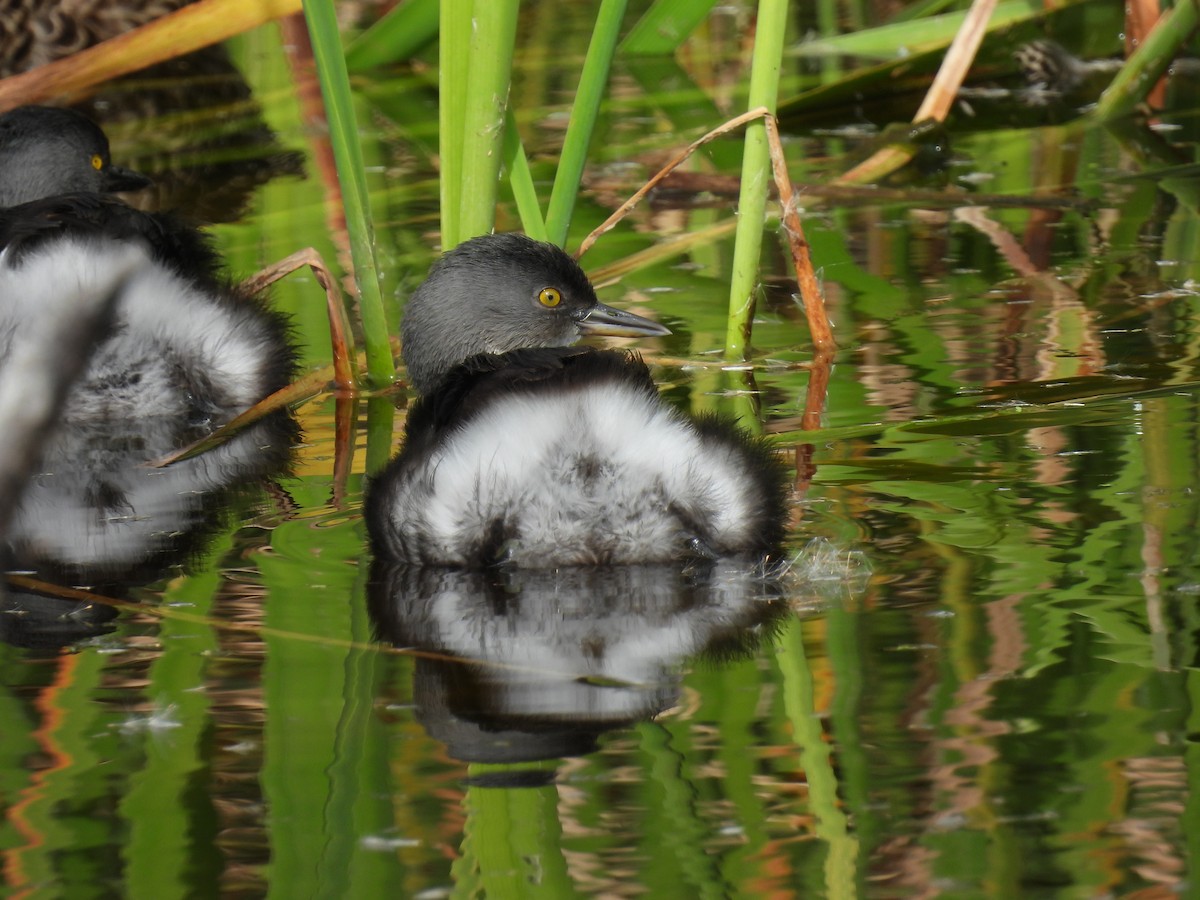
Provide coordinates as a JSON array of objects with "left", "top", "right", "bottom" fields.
[
  {"left": 576, "top": 107, "right": 834, "bottom": 356},
  {"left": 241, "top": 247, "right": 357, "bottom": 389},
  {"left": 762, "top": 116, "right": 834, "bottom": 470},
  {"left": 762, "top": 115, "right": 835, "bottom": 356},
  {"left": 833, "top": 0, "right": 998, "bottom": 186},
  {"left": 153, "top": 245, "right": 363, "bottom": 470},
  {"left": 148, "top": 337, "right": 400, "bottom": 468},
  {"left": 302, "top": 0, "right": 394, "bottom": 386},
  {"left": 0, "top": 0, "right": 301, "bottom": 111},
  {"left": 575, "top": 107, "right": 769, "bottom": 259}
]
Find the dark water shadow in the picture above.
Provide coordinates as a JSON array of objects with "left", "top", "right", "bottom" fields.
[
  {"left": 2, "top": 411, "right": 296, "bottom": 649},
  {"left": 369, "top": 560, "right": 791, "bottom": 772}
]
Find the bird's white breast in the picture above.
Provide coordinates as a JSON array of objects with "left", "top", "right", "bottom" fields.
[{"left": 382, "top": 380, "right": 765, "bottom": 566}]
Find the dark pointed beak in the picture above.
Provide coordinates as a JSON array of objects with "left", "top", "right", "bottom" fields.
[
  {"left": 103, "top": 164, "right": 152, "bottom": 194},
  {"left": 577, "top": 302, "right": 671, "bottom": 338}
]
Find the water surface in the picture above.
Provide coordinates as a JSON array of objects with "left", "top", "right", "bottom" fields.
[{"left": 2, "top": 8, "right": 1199, "bottom": 898}]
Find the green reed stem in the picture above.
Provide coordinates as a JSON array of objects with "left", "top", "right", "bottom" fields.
[
  {"left": 1094, "top": 0, "right": 1200, "bottom": 122},
  {"left": 778, "top": 620, "right": 860, "bottom": 900},
  {"left": 301, "top": 0, "right": 394, "bottom": 385},
  {"left": 364, "top": 396, "right": 397, "bottom": 475},
  {"left": 457, "top": 0, "right": 520, "bottom": 245},
  {"left": 619, "top": 0, "right": 719, "bottom": 55},
  {"left": 724, "top": 0, "right": 788, "bottom": 359},
  {"left": 460, "top": 769, "right": 571, "bottom": 898},
  {"left": 544, "top": 0, "right": 628, "bottom": 246},
  {"left": 345, "top": 0, "right": 439, "bottom": 72},
  {"left": 439, "top": 0, "right": 472, "bottom": 250},
  {"left": 503, "top": 108, "right": 549, "bottom": 242}
]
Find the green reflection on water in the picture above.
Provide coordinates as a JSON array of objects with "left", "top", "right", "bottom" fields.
[{"left": 3, "top": 3, "right": 1200, "bottom": 897}]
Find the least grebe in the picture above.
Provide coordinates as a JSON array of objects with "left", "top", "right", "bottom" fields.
[
  {"left": 365, "top": 233, "right": 789, "bottom": 568},
  {"left": 0, "top": 105, "right": 295, "bottom": 424},
  {"left": 0, "top": 105, "right": 150, "bottom": 207}
]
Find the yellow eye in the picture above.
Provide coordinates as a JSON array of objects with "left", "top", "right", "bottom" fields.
[
  {"left": 90, "top": 154, "right": 103, "bottom": 170},
  {"left": 538, "top": 287, "right": 562, "bottom": 308}
]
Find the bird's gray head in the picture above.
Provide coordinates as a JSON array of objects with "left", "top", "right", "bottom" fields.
[
  {"left": 0, "top": 106, "right": 151, "bottom": 207},
  {"left": 401, "top": 233, "right": 669, "bottom": 395}
]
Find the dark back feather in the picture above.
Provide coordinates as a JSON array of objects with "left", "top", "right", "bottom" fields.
[
  {"left": 408, "top": 347, "right": 657, "bottom": 433},
  {"left": 0, "top": 193, "right": 223, "bottom": 288}
]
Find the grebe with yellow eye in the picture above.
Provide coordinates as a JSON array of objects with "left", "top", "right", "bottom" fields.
[
  {"left": 0, "top": 105, "right": 295, "bottom": 425},
  {"left": 365, "top": 233, "right": 789, "bottom": 569}
]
